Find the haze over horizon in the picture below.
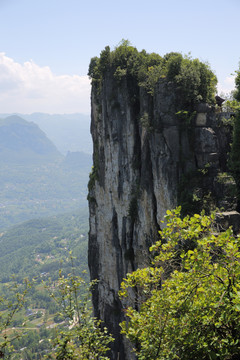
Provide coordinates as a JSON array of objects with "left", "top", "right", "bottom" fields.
[{"left": 0, "top": 0, "right": 239, "bottom": 114}]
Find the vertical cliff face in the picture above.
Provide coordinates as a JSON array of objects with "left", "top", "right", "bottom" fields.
[{"left": 88, "top": 48, "right": 235, "bottom": 359}]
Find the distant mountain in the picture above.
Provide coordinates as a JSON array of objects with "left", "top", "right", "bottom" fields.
[
  {"left": 0, "top": 113, "right": 92, "bottom": 155},
  {"left": 0, "top": 114, "right": 92, "bottom": 230},
  {"left": 0, "top": 115, "right": 62, "bottom": 164}
]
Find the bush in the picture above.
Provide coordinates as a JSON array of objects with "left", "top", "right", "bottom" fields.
[
  {"left": 120, "top": 208, "right": 240, "bottom": 359},
  {"left": 48, "top": 260, "right": 114, "bottom": 359}
]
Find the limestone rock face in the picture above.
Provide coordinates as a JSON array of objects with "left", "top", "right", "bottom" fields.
[{"left": 88, "top": 74, "right": 234, "bottom": 359}]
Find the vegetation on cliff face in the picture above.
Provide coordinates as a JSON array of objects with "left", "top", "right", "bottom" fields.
[
  {"left": 227, "top": 71, "right": 240, "bottom": 210},
  {"left": 229, "top": 108, "right": 240, "bottom": 210},
  {"left": 88, "top": 40, "right": 217, "bottom": 110},
  {"left": 120, "top": 208, "right": 240, "bottom": 360}
]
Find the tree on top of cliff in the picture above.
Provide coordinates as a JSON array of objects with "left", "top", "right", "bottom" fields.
[
  {"left": 119, "top": 208, "right": 240, "bottom": 360},
  {"left": 233, "top": 64, "right": 240, "bottom": 101},
  {"left": 88, "top": 40, "right": 217, "bottom": 109}
]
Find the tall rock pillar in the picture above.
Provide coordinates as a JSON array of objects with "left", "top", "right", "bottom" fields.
[{"left": 88, "top": 59, "right": 233, "bottom": 359}]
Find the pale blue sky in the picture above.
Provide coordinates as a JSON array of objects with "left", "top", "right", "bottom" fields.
[{"left": 0, "top": 0, "right": 239, "bottom": 113}]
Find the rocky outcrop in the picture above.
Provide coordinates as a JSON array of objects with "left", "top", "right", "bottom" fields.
[{"left": 88, "top": 72, "right": 235, "bottom": 359}]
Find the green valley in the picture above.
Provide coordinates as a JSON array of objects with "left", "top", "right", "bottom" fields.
[
  {"left": 0, "top": 209, "right": 89, "bottom": 283},
  {"left": 0, "top": 114, "right": 91, "bottom": 358},
  {"left": 0, "top": 115, "right": 92, "bottom": 229},
  {"left": 0, "top": 209, "right": 89, "bottom": 359}
]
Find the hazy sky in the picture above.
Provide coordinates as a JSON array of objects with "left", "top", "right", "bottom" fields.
[{"left": 0, "top": 0, "right": 239, "bottom": 114}]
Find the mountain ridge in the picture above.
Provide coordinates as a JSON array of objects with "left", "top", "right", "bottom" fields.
[
  {"left": 0, "top": 112, "right": 92, "bottom": 155},
  {"left": 0, "top": 115, "right": 62, "bottom": 164},
  {"left": 0, "top": 115, "right": 92, "bottom": 230}
]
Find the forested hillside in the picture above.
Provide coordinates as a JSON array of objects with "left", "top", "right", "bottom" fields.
[
  {"left": 0, "top": 209, "right": 88, "bottom": 283},
  {"left": 0, "top": 115, "right": 92, "bottom": 229},
  {"left": 0, "top": 209, "right": 89, "bottom": 359},
  {"left": 0, "top": 115, "right": 61, "bottom": 163}
]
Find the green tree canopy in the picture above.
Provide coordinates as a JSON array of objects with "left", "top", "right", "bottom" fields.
[
  {"left": 0, "top": 279, "right": 30, "bottom": 358},
  {"left": 88, "top": 41, "right": 217, "bottom": 109},
  {"left": 48, "top": 262, "right": 114, "bottom": 359},
  {"left": 120, "top": 208, "right": 240, "bottom": 360},
  {"left": 233, "top": 65, "right": 240, "bottom": 101}
]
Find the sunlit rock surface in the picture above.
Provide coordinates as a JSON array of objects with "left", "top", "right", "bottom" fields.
[{"left": 88, "top": 73, "right": 235, "bottom": 359}]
